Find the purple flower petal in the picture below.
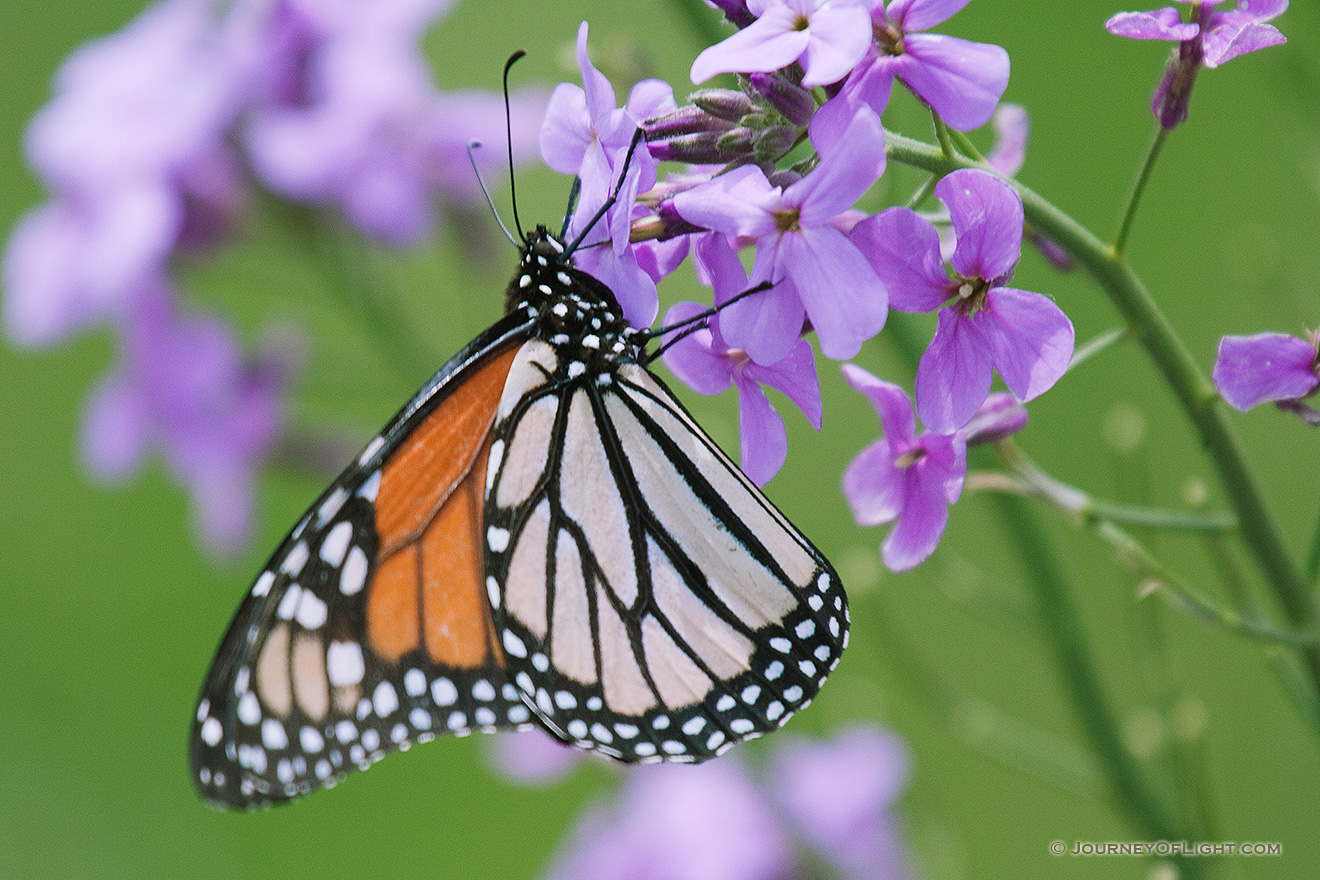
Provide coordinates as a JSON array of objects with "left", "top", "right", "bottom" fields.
[
  {"left": 1213, "top": 332, "right": 1318, "bottom": 411},
  {"left": 986, "top": 103, "right": 1028, "bottom": 176},
  {"left": 3, "top": 190, "right": 178, "bottom": 346},
  {"left": 81, "top": 369, "right": 152, "bottom": 481},
  {"left": 845, "top": 362, "right": 917, "bottom": 446},
  {"left": 662, "top": 301, "right": 737, "bottom": 395},
  {"left": 883, "top": 456, "right": 953, "bottom": 570},
  {"left": 1105, "top": 8, "right": 1201, "bottom": 41},
  {"left": 1202, "top": 19, "right": 1287, "bottom": 67},
  {"left": 916, "top": 305, "right": 995, "bottom": 432},
  {"left": 898, "top": 33, "right": 1010, "bottom": 131},
  {"left": 486, "top": 730, "right": 583, "bottom": 786},
  {"left": 936, "top": 169, "right": 1023, "bottom": 282},
  {"left": 795, "top": 108, "right": 886, "bottom": 221},
  {"left": 691, "top": 5, "right": 813, "bottom": 84},
  {"left": 844, "top": 439, "right": 906, "bottom": 526},
  {"left": 672, "top": 164, "right": 781, "bottom": 238},
  {"left": 771, "top": 726, "right": 913, "bottom": 879},
  {"left": 746, "top": 339, "right": 824, "bottom": 429},
  {"left": 733, "top": 372, "right": 789, "bottom": 485},
  {"left": 850, "top": 207, "right": 952, "bottom": 313},
  {"left": 540, "top": 82, "right": 592, "bottom": 174},
  {"left": 720, "top": 261, "right": 808, "bottom": 366},
  {"left": 794, "top": 0, "right": 874, "bottom": 86},
  {"left": 576, "top": 21, "right": 616, "bottom": 123},
  {"left": 886, "top": 0, "right": 972, "bottom": 32},
  {"left": 981, "top": 286, "right": 1074, "bottom": 402},
  {"left": 778, "top": 225, "right": 887, "bottom": 360}
]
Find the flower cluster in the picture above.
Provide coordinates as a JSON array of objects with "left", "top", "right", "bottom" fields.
[
  {"left": 543, "top": 4, "right": 1054, "bottom": 565},
  {"left": 1106, "top": 0, "right": 1288, "bottom": 128},
  {"left": 5, "top": 0, "right": 543, "bottom": 554},
  {"left": 489, "top": 725, "right": 913, "bottom": 880}
]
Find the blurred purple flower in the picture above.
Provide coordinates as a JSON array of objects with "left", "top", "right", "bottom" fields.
[
  {"left": 1213, "top": 330, "right": 1320, "bottom": 424},
  {"left": 662, "top": 237, "right": 823, "bottom": 486},
  {"left": 842, "top": 364, "right": 966, "bottom": 571},
  {"left": 544, "top": 759, "right": 797, "bottom": 880},
  {"left": 852, "top": 168, "right": 1074, "bottom": 432},
  {"left": 487, "top": 730, "right": 585, "bottom": 786},
  {"left": 825, "top": 0, "right": 1010, "bottom": 132},
  {"left": 671, "top": 109, "right": 887, "bottom": 364},
  {"left": 81, "top": 284, "right": 294, "bottom": 555},
  {"left": 986, "top": 103, "right": 1028, "bottom": 176},
  {"left": 5, "top": 0, "right": 250, "bottom": 346},
  {"left": 541, "top": 21, "right": 674, "bottom": 328},
  {"left": 1106, "top": 1, "right": 1287, "bottom": 128},
  {"left": 690, "top": 0, "right": 873, "bottom": 88},
  {"left": 771, "top": 726, "right": 913, "bottom": 880},
  {"left": 244, "top": 0, "right": 544, "bottom": 246}
]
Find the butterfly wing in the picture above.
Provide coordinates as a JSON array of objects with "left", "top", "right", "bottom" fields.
[
  {"left": 484, "top": 341, "right": 849, "bottom": 763},
  {"left": 191, "top": 315, "right": 536, "bottom": 808}
]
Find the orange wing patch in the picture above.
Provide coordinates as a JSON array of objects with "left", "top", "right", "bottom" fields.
[{"left": 366, "top": 346, "right": 519, "bottom": 670}]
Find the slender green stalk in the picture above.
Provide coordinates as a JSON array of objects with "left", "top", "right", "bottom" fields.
[
  {"left": 1114, "top": 127, "right": 1170, "bottom": 257},
  {"left": 1070, "top": 327, "right": 1129, "bottom": 371},
  {"left": 931, "top": 111, "right": 956, "bottom": 159},
  {"left": 993, "top": 494, "right": 1200, "bottom": 876},
  {"left": 885, "top": 131, "right": 1320, "bottom": 714}
]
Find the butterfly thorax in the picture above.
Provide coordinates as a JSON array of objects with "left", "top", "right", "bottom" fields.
[{"left": 504, "top": 226, "right": 641, "bottom": 376}]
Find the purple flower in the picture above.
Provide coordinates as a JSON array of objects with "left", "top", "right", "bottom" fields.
[
  {"left": 826, "top": 0, "right": 1010, "bottom": 132},
  {"left": 243, "top": 0, "right": 544, "bottom": 246},
  {"left": 851, "top": 168, "right": 1074, "bottom": 432},
  {"left": 690, "top": 0, "right": 873, "bottom": 88},
  {"left": 671, "top": 109, "right": 887, "bottom": 364},
  {"left": 486, "top": 730, "right": 584, "bottom": 787},
  {"left": 541, "top": 22, "right": 675, "bottom": 328},
  {"left": 771, "top": 726, "right": 913, "bottom": 880},
  {"left": 1213, "top": 331, "right": 1320, "bottom": 423},
  {"left": 81, "top": 284, "right": 294, "bottom": 555},
  {"left": 842, "top": 365, "right": 966, "bottom": 571},
  {"left": 543, "top": 760, "right": 797, "bottom": 880},
  {"left": 5, "top": 0, "right": 249, "bottom": 346},
  {"left": 1106, "top": 1, "right": 1288, "bottom": 128},
  {"left": 662, "top": 237, "right": 823, "bottom": 486}
]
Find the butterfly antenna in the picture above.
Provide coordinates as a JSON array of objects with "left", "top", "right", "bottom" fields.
[
  {"left": 468, "top": 141, "right": 519, "bottom": 248},
  {"left": 560, "top": 177, "right": 582, "bottom": 241},
  {"left": 504, "top": 50, "right": 527, "bottom": 242},
  {"left": 564, "top": 126, "right": 647, "bottom": 257},
  {"left": 640, "top": 280, "right": 776, "bottom": 363}
]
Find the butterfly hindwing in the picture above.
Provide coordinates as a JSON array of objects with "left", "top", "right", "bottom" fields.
[
  {"left": 482, "top": 265, "right": 850, "bottom": 763},
  {"left": 191, "top": 318, "right": 536, "bottom": 808}
]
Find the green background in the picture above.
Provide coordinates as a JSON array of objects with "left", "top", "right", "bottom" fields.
[{"left": 2, "top": 1, "right": 1318, "bottom": 877}]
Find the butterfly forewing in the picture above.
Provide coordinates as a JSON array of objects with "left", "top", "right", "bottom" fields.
[
  {"left": 482, "top": 261, "right": 849, "bottom": 763},
  {"left": 191, "top": 321, "right": 535, "bottom": 808}
]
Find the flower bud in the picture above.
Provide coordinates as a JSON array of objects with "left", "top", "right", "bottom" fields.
[
  {"left": 962, "top": 393, "right": 1028, "bottom": 446},
  {"left": 692, "top": 88, "right": 755, "bottom": 122},
  {"left": 748, "top": 72, "right": 816, "bottom": 127}
]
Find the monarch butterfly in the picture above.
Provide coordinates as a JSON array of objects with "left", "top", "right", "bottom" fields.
[{"left": 190, "top": 216, "right": 849, "bottom": 808}]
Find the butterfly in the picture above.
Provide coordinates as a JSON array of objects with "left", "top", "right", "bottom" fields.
[{"left": 190, "top": 221, "right": 850, "bottom": 809}]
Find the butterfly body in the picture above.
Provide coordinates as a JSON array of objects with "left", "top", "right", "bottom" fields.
[{"left": 192, "top": 226, "right": 847, "bottom": 808}]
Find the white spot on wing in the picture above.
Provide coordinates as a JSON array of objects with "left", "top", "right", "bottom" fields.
[{"left": 320, "top": 521, "right": 352, "bottom": 567}]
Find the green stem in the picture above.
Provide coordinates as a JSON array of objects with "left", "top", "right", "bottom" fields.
[
  {"left": 993, "top": 494, "right": 1198, "bottom": 874},
  {"left": 886, "top": 131, "right": 1320, "bottom": 714},
  {"left": 1114, "top": 127, "right": 1170, "bottom": 257}
]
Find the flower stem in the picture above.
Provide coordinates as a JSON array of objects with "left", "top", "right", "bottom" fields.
[
  {"left": 1113, "top": 126, "right": 1170, "bottom": 257},
  {"left": 993, "top": 493, "right": 1200, "bottom": 874},
  {"left": 886, "top": 131, "right": 1320, "bottom": 721}
]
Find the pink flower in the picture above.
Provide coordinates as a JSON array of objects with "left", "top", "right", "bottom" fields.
[
  {"left": 852, "top": 169, "right": 1074, "bottom": 432},
  {"left": 842, "top": 365, "right": 966, "bottom": 571}
]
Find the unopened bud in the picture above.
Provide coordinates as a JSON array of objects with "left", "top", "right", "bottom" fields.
[
  {"left": 963, "top": 394, "right": 1028, "bottom": 446},
  {"left": 692, "top": 88, "right": 755, "bottom": 122},
  {"left": 748, "top": 72, "right": 816, "bottom": 127}
]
